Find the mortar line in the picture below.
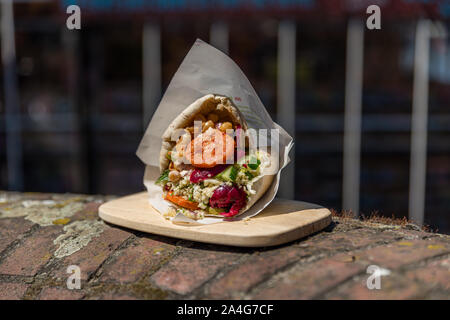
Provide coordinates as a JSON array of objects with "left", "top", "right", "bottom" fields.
[
  {"left": 21, "top": 231, "right": 137, "bottom": 300},
  {"left": 245, "top": 232, "right": 447, "bottom": 299},
  {"left": 0, "top": 223, "right": 41, "bottom": 265},
  {"left": 191, "top": 252, "right": 252, "bottom": 299},
  {"left": 144, "top": 240, "right": 197, "bottom": 292},
  {"left": 139, "top": 241, "right": 188, "bottom": 281},
  {"left": 236, "top": 228, "right": 422, "bottom": 297},
  {"left": 312, "top": 251, "right": 450, "bottom": 299},
  {"left": 87, "top": 234, "right": 137, "bottom": 283}
]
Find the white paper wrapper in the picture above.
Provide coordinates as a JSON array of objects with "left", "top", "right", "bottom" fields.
[{"left": 136, "top": 39, "right": 293, "bottom": 225}]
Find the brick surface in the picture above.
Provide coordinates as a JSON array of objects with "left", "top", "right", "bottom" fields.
[
  {"left": 389, "top": 228, "right": 436, "bottom": 240},
  {"left": 38, "top": 287, "right": 85, "bottom": 300},
  {"left": 405, "top": 257, "right": 450, "bottom": 290},
  {"left": 356, "top": 239, "right": 449, "bottom": 269},
  {"left": 100, "top": 236, "right": 177, "bottom": 283},
  {"left": 0, "top": 218, "right": 34, "bottom": 253},
  {"left": 252, "top": 253, "right": 367, "bottom": 299},
  {"left": 298, "top": 227, "right": 406, "bottom": 252},
  {"left": 324, "top": 274, "right": 425, "bottom": 300},
  {"left": 90, "top": 292, "right": 138, "bottom": 300},
  {"left": 0, "top": 226, "right": 61, "bottom": 276},
  {"left": 0, "top": 191, "right": 449, "bottom": 300},
  {"left": 0, "top": 283, "right": 29, "bottom": 300},
  {"left": 74, "top": 202, "right": 103, "bottom": 221},
  {"left": 207, "top": 246, "right": 300, "bottom": 298},
  {"left": 150, "top": 245, "right": 241, "bottom": 295},
  {"left": 51, "top": 225, "right": 131, "bottom": 281},
  {"left": 259, "top": 240, "right": 449, "bottom": 300}
]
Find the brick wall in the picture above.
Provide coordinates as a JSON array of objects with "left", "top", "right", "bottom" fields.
[{"left": 0, "top": 191, "right": 448, "bottom": 300}]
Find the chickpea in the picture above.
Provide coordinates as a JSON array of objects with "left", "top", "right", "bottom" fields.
[
  {"left": 202, "top": 120, "right": 215, "bottom": 132},
  {"left": 185, "top": 127, "right": 194, "bottom": 136},
  {"left": 192, "top": 116, "right": 204, "bottom": 134},
  {"left": 207, "top": 113, "right": 219, "bottom": 122},
  {"left": 193, "top": 114, "right": 206, "bottom": 123},
  {"left": 166, "top": 207, "right": 177, "bottom": 218},
  {"left": 168, "top": 170, "right": 181, "bottom": 182},
  {"left": 219, "top": 121, "right": 233, "bottom": 132}
]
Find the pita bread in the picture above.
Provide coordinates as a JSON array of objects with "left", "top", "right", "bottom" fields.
[
  {"left": 159, "top": 94, "right": 247, "bottom": 172},
  {"left": 159, "top": 94, "right": 274, "bottom": 218}
]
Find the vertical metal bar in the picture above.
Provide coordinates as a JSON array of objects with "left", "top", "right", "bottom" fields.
[
  {"left": 61, "top": 27, "right": 86, "bottom": 192},
  {"left": 210, "top": 21, "right": 229, "bottom": 54},
  {"left": 277, "top": 20, "right": 296, "bottom": 199},
  {"left": 342, "top": 19, "right": 364, "bottom": 217},
  {"left": 61, "top": 28, "right": 79, "bottom": 112},
  {"left": 409, "top": 20, "right": 430, "bottom": 226},
  {"left": 85, "top": 32, "right": 103, "bottom": 193},
  {"left": 1, "top": 0, "right": 23, "bottom": 191},
  {"left": 143, "top": 23, "right": 161, "bottom": 129}
]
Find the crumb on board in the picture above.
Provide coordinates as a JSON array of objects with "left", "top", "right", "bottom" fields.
[{"left": 243, "top": 216, "right": 251, "bottom": 224}]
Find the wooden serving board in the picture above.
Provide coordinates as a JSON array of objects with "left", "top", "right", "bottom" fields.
[{"left": 98, "top": 192, "right": 332, "bottom": 247}]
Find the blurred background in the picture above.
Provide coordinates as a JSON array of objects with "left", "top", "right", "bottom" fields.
[{"left": 0, "top": 0, "right": 449, "bottom": 233}]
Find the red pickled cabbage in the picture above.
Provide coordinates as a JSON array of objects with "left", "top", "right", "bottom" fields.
[
  {"left": 190, "top": 165, "right": 228, "bottom": 183},
  {"left": 209, "top": 184, "right": 247, "bottom": 217}
]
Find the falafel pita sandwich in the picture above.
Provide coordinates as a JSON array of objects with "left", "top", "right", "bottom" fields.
[{"left": 137, "top": 39, "right": 293, "bottom": 225}]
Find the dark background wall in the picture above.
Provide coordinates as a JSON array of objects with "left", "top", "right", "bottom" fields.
[{"left": 0, "top": 1, "right": 449, "bottom": 233}]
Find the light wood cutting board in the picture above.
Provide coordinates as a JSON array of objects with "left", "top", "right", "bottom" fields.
[{"left": 98, "top": 192, "right": 332, "bottom": 247}]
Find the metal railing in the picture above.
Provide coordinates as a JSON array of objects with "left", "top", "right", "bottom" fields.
[{"left": 2, "top": 5, "right": 448, "bottom": 226}]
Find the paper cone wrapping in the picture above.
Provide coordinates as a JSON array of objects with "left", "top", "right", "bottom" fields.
[{"left": 137, "top": 39, "right": 293, "bottom": 224}]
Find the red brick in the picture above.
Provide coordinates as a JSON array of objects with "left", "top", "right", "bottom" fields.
[
  {"left": 90, "top": 293, "right": 138, "bottom": 300},
  {"left": 405, "top": 257, "right": 450, "bottom": 290},
  {"left": 100, "top": 237, "right": 177, "bottom": 283},
  {"left": 0, "top": 226, "right": 61, "bottom": 276},
  {"left": 300, "top": 228, "right": 404, "bottom": 252},
  {"left": 0, "top": 218, "right": 34, "bottom": 253},
  {"left": 253, "top": 253, "right": 366, "bottom": 299},
  {"left": 390, "top": 228, "right": 435, "bottom": 240},
  {"left": 358, "top": 239, "right": 448, "bottom": 269},
  {"left": 73, "top": 202, "right": 102, "bottom": 220},
  {"left": 326, "top": 275, "right": 424, "bottom": 300},
  {"left": 207, "top": 246, "right": 300, "bottom": 298},
  {"left": 38, "top": 287, "right": 84, "bottom": 300},
  {"left": 52, "top": 225, "right": 131, "bottom": 281},
  {"left": 266, "top": 240, "right": 449, "bottom": 300},
  {"left": 150, "top": 247, "right": 241, "bottom": 295},
  {"left": 0, "top": 282, "right": 29, "bottom": 299}
]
